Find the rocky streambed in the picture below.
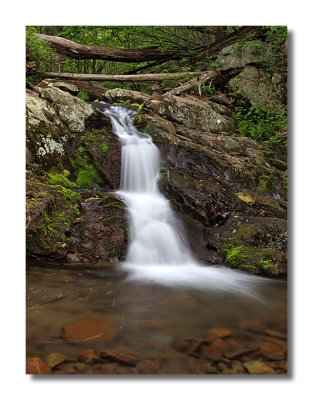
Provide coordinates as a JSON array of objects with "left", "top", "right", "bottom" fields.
[{"left": 26, "top": 261, "right": 287, "bottom": 374}]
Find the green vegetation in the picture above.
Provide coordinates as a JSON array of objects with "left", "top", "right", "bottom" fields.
[
  {"left": 70, "top": 130, "right": 111, "bottom": 188},
  {"left": 57, "top": 186, "right": 82, "bottom": 204},
  {"left": 233, "top": 103, "right": 287, "bottom": 141},
  {"left": 77, "top": 89, "right": 89, "bottom": 101},
  {"left": 47, "top": 169, "right": 77, "bottom": 189},
  {"left": 259, "top": 258, "right": 279, "bottom": 276},
  {"left": 76, "top": 165, "right": 102, "bottom": 188},
  {"left": 223, "top": 245, "right": 249, "bottom": 266},
  {"left": 26, "top": 27, "right": 55, "bottom": 73},
  {"left": 258, "top": 173, "right": 276, "bottom": 194}
]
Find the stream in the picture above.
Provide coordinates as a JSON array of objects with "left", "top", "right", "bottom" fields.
[
  {"left": 26, "top": 260, "right": 287, "bottom": 374},
  {"left": 26, "top": 105, "right": 287, "bottom": 374}
]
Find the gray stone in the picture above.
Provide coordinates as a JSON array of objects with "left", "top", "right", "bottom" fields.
[
  {"left": 217, "top": 40, "right": 271, "bottom": 70},
  {"left": 228, "top": 66, "right": 285, "bottom": 110},
  {"left": 104, "top": 88, "right": 150, "bottom": 104},
  {"left": 148, "top": 95, "right": 235, "bottom": 133},
  {"left": 41, "top": 87, "right": 94, "bottom": 132}
]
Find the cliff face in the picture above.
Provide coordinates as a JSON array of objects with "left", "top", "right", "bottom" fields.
[
  {"left": 26, "top": 87, "right": 128, "bottom": 263},
  {"left": 26, "top": 41, "right": 287, "bottom": 275}
]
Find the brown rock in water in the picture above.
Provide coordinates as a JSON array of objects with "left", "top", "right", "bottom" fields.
[
  {"left": 63, "top": 317, "right": 117, "bottom": 344},
  {"left": 78, "top": 349, "right": 100, "bottom": 364},
  {"left": 100, "top": 363, "right": 119, "bottom": 374},
  {"left": 243, "top": 360, "right": 276, "bottom": 374},
  {"left": 100, "top": 350, "right": 139, "bottom": 366},
  {"left": 46, "top": 353, "right": 67, "bottom": 368},
  {"left": 207, "top": 327, "right": 231, "bottom": 341},
  {"left": 259, "top": 341, "right": 286, "bottom": 361},
  {"left": 206, "top": 362, "right": 219, "bottom": 374},
  {"left": 231, "top": 360, "right": 245, "bottom": 373},
  {"left": 224, "top": 344, "right": 259, "bottom": 359},
  {"left": 26, "top": 357, "right": 52, "bottom": 374},
  {"left": 173, "top": 337, "right": 201, "bottom": 354},
  {"left": 136, "top": 360, "right": 159, "bottom": 374},
  {"left": 200, "top": 338, "right": 229, "bottom": 361},
  {"left": 264, "top": 328, "right": 287, "bottom": 340}
]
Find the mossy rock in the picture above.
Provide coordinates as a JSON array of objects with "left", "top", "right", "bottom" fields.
[
  {"left": 221, "top": 219, "right": 286, "bottom": 276},
  {"left": 70, "top": 128, "right": 120, "bottom": 190},
  {"left": 26, "top": 179, "right": 81, "bottom": 258}
]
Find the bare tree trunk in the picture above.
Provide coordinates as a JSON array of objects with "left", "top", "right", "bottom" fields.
[
  {"left": 35, "top": 33, "right": 178, "bottom": 62},
  {"left": 41, "top": 71, "right": 202, "bottom": 82}
]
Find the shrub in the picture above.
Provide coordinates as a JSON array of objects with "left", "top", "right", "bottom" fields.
[{"left": 233, "top": 103, "right": 287, "bottom": 141}]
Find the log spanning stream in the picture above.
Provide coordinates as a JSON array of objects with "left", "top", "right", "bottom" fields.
[{"left": 101, "top": 105, "right": 269, "bottom": 297}]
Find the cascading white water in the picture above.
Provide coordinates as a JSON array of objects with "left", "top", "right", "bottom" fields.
[{"left": 101, "top": 105, "right": 269, "bottom": 295}]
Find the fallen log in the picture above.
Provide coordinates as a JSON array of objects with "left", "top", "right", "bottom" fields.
[
  {"left": 41, "top": 71, "right": 201, "bottom": 82},
  {"left": 35, "top": 33, "right": 178, "bottom": 62},
  {"left": 162, "top": 70, "right": 219, "bottom": 97},
  {"left": 35, "top": 27, "right": 262, "bottom": 65}
]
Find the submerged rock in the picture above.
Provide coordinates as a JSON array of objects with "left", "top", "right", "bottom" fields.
[
  {"left": 63, "top": 317, "right": 117, "bottom": 344},
  {"left": 26, "top": 357, "right": 52, "bottom": 374},
  {"left": 243, "top": 360, "right": 276, "bottom": 374}
]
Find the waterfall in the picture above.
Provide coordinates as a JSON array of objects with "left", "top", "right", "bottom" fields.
[{"left": 100, "top": 105, "right": 269, "bottom": 295}]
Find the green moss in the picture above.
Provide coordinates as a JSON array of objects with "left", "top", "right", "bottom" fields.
[
  {"left": 236, "top": 191, "right": 254, "bottom": 204},
  {"left": 71, "top": 129, "right": 111, "bottom": 188},
  {"left": 47, "top": 169, "right": 77, "bottom": 189},
  {"left": 134, "top": 102, "right": 145, "bottom": 124},
  {"left": 101, "top": 215, "right": 126, "bottom": 224},
  {"left": 76, "top": 165, "right": 102, "bottom": 188},
  {"left": 259, "top": 258, "right": 280, "bottom": 276},
  {"left": 101, "top": 142, "right": 109, "bottom": 153},
  {"left": 282, "top": 177, "right": 288, "bottom": 196},
  {"left": 239, "top": 264, "right": 258, "bottom": 273},
  {"left": 102, "top": 202, "right": 125, "bottom": 210},
  {"left": 223, "top": 245, "right": 249, "bottom": 268},
  {"left": 108, "top": 244, "right": 119, "bottom": 258},
  {"left": 56, "top": 186, "right": 82, "bottom": 204},
  {"left": 258, "top": 173, "right": 276, "bottom": 194}
]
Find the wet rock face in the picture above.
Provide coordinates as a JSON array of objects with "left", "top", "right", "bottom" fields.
[
  {"left": 70, "top": 193, "right": 128, "bottom": 263},
  {"left": 139, "top": 104, "right": 287, "bottom": 274},
  {"left": 26, "top": 178, "right": 81, "bottom": 259},
  {"left": 26, "top": 177, "right": 128, "bottom": 262},
  {"left": 26, "top": 87, "right": 126, "bottom": 263}
]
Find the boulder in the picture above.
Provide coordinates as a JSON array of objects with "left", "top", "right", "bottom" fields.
[
  {"left": 26, "top": 89, "right": 69, "bottom": 169},
  {"left": 40, "top": 86, "right": 94, "bottom": 132},
  {"left": 228, "top": 66, "right": 286, "bottom": 110},
  {"left": 146, "top": 95, "right": 235, "bottom": 133},
  {"left": 104, "top": 88, "right": 150, "bottom": 104},
  {"left": 217, "top": 40, "right": 271, "bottom": 70}
]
